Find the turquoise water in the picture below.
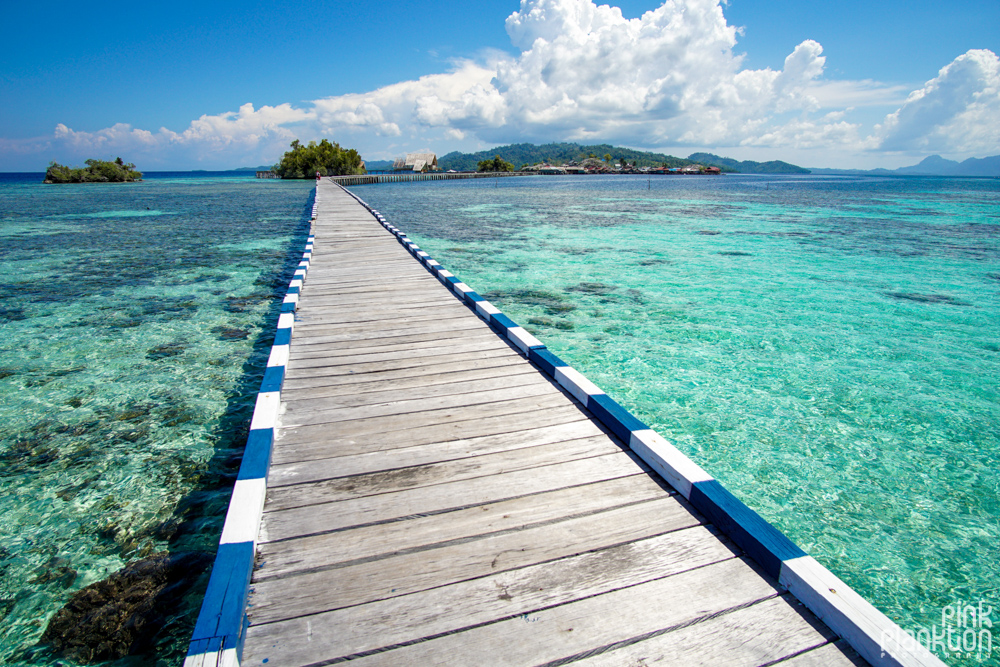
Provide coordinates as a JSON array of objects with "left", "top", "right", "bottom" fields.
[
  {"left": 356, "top": 174, "right": 1000, "bottom": 665},
  {"left": 0, "top": 173, "right": 313, "bottom": 665}
]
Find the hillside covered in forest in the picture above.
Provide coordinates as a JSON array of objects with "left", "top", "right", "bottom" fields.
[{"left": 437, "top": 143, "right": 807, "bottom": 173}]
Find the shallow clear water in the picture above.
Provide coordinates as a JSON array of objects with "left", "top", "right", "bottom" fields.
[
  {"left": 356, "top": 174, "right": 1000, "bottom": 665},
  {"left": 0, "top": 172, "right": 312, "bottom": 665}
]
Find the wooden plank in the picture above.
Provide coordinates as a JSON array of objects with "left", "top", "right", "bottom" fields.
[
  {"left": 279, "top": 355, "right": 530, "bottom": 392},
  {"left": 276, "top": 392, "right": 576, "bottom": 442},
  {"left": 251, "top": 492, "right": 699, "bottom": 622},
  {"left": 285, "top": 317, "right": 488, "bottom": 346},
  {"left": 289, "top": 327, "right": 500, "bottom": 352},
  {"left": 270, "top": 419, "right": 605, "bottom": 479},
  {"left": 288, "top": 332, "right": 508, "bottom": 360},
  {"left": 565, "top": 594, "right": 837, "bottom": 667},
  {"left": 280, "top": 380, "right": 560, "bottom": 427},
  {"left": 349, "top": 592, "right": 834, "bottom": 667},
  {"left": 267, "top": 434, "right": 621, "bottom": 500},
  {"left": 773, "top": 640, "right": 868, "bottom": 666},
  {"left": 241, "top": 533, "right": 751, "bottom": 666},
  {"left": 282, "top": 346, "right": 518, "bottom": 378},
  {"left": 280, "top": 368, "right": 549, "bottom": 412},
  {"left": 272, "top": 403, "right": 593, "bottom": 464},
  {"left": 280, "top": 362, "right": 538, "bottom": 398},
  {"left": 261, "top": 452, "right": 648, "bottom": 532},
  {"left": 258, "top": 475, "right": 676, "bottom": 574}
]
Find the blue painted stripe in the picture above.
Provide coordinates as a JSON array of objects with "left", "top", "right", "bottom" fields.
[
  {"left": 274, "top": 328, "right": 292, "bottom": 346},
  {"left": 237, "top": 429, "right": 274, "bottom": 481},
  {"left": 465, "top": 291, "right": 485, "bottom": 303},
  {"left": 445, "top": 276, "right": 461, "bottom": 290},
  {"left": 528, "top": 347, "right": 567, "bottom": 378},
  {"left": 280, "top": 302, "right": 297, "bottom": 313},
  {"left": 489, "top": 313, "right": 519, "bottom": 334},
  {"left": 587, "top": 393, "right": 649, "bottom": 443},
  {"left": 689, "top": 480, "right": 806, "bottom": 580},
  {"left": 259, "top": 365, "right": 285, "bottom": 394},
  {"left": 286, "top": 285, "right": 300, "bottom": 295},
  {"left": 189, "top": 541, "right": 255, "bottom": 650}
]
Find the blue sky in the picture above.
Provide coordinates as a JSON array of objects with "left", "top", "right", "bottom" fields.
[{"left": 1, "top": 0, "right": 997, "bottom": 170}]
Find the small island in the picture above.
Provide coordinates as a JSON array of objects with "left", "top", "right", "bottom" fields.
[
  {"left": 44, "top": 158, "right": 143, "bottom": 183},
  {"left": 272, "top": 139, "right": 365, "bottom": 179}
]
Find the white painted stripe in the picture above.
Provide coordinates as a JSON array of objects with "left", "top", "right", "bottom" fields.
[
  {"left": 294, "top": 269, "right": 306, "bottom": 277},
  {"left": 437, "top": 269, "right": 454, "bottom": 278},
  {"left": 453, "top": 283, "right": 473, "bottom": 298},
  {"left": 249, "top": 392, "right": 281, "bottom": 430},
  {"left": 628, "top": 430, "right": 713, "bottom": 500},
  {"left": 289, "top": 279, "right": 302, "bottom": 290},
  {"left": 277, "top": 313, "right": 295, "bottom": 329},
  {"left": 302, "top": 252, "right": 312, "bottom": 259},
  {"left": 416, "top": 251, "right": 429, "bottom": 258},
  {"left": 475, "top": 300, "right": 501, "bottom": 318},
  {"left": 427, "top": 260, "right": 441, "bottom": 268},
  {"left": 554, "top": 366, "right": 605, "bottom": 405},
  {"left": 298, "top": 260, "right": 309, "bottom": 267},
  {"left": 267, "top": 344, "right": 290, "bottom": 368},
  {"left": 780, "top": 556, "right": 946, "bottom": 667},
  {"left": 506, "top": 327, "right": 543, "bottom": 355},
  {"left": 183, "top": 647, "right": 240, "bottom": 667},
  {"left": 283, "top": 293, "right": 299, "bottom": 304},
  {"left": 219, "top": 478, "right": 266, "bottom": 545}
]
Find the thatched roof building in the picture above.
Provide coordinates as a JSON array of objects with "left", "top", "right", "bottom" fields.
[{"left": 393, "top": 153, "right": 439, "bottom": 172}]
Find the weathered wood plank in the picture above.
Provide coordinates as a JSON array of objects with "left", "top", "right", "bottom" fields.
[
  {"left": 279, "top": 355, "right": 529, "bottom": 392},
  {"left": 276, "top": 392, "right": 576, "bottom": 442},
  {"left": 251, "top": 491, "right": 698, "bottom": 622},
  {"left": 773, "top": 640, "right": 868, "bottom": 666},
  {"left": 270, "top": 419, "right": 605, "bottom": 479},
  {"left": 272, "top": 403, "right": 591, "bottom": 464},
  {"left": 258, "top": 474, "right": 676, "bottom": 572},
  {"left": 282, "top": 346, "right": 518, "bottom": 378},
  {"left": 267, "top": 435, "right": 622, "bottom": 507},
  {"left": 280, "top": 380, "right": 561, "bottom": 428},
  {"left": 288, "top": 327, "right": 499, "bottom": 353},
  {"left": 263, "top": 449, "right": 644, "bottom": 516},
  {"left": 565, "top": 594, "right": 837, "bottom": 667},
  {"left": 287, "top": 332, "right": 510, "bottom": 361},
  {"left": 349, "top": 592, "right": 834, "bottom": 667},
  {"left": 242, "top": 533, "right": 752, "bottom": 666},
  {"left": 280, "top": 362, "right": 538, "bottom": 398}
]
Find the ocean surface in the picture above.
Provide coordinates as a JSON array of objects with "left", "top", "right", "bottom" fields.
[
  {"left": 354, "top": 173, "right": 1000, "bottom": 666},
  {"left": 0, "top": 170, "right": 997, "bottom": 665},
  {"left": 0, "top": 172, "right": 313, "bottom": 665}
]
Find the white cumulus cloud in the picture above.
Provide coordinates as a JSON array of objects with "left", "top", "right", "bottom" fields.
[{"left": 874, "top": 49, "right": 1000, "bottom": 154}]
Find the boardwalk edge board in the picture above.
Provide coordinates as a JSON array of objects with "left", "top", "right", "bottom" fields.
[
  {"left": 338, "top": 183, "right": 944, "bottom": 667},
  {"left": 183, "top": 185, "right": 319, "bottom": 667}
]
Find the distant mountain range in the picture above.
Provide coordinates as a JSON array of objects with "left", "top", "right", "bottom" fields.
[
  {"left": 686, "top": 153, "right": 809, "bottom": 174},
  {"left": 810, "top": 155, "right": 1000, "bottom": 177}
]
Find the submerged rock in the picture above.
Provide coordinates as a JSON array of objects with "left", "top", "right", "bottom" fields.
[{"left": 39, "top": 551, "right": 211, "bottom": 663}]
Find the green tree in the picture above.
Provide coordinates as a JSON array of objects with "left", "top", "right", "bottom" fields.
[
  {"left": 44, "top": 158, "right": 141, "bottom": 183},
  {"left": 477, "top": 155, "right": 514, "bottom": 172},
  {"left": 603, "top": 153, "right": 612, "bottom": 163},
  {"left": 273, "top": 139, "right": 365, "bottom": 179}
]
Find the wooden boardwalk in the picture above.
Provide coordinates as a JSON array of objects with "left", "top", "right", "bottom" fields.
[{"left": 239, "top": 181, "right": 866, "bottom": 666}]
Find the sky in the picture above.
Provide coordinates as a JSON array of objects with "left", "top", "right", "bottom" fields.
[{"left": 1, "top": 0, "right": 998, "bottom": 171}]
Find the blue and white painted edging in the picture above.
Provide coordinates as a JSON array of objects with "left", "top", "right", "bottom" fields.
[
  {"left": 333, "top": 182, "right": 944, "bottom": 667},
  {"left": 184, "top": 225, "right": 315, "bottom": 667}
]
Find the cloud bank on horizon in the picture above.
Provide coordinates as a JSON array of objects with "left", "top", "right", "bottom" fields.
[{"left": 7, "top": 0, "right": 1000, "bottom": 169}]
